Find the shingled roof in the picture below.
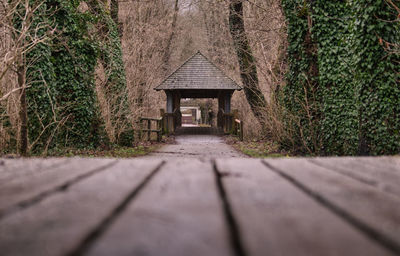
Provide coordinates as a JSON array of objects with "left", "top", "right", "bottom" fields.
[{"left": 155, "top": 51, "right": 242, "bottom": 91}]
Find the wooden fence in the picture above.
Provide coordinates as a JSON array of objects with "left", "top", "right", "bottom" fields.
[
  {"left": 137, "top": 117, "right": 163, "bottom": 142},
  {"left": 138, "top": 108, "right": 243, "bottom": 141}
]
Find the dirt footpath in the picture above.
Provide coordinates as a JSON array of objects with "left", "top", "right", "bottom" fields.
[{"left": 145, "top": 135, "right": 246, "bottom": 159}]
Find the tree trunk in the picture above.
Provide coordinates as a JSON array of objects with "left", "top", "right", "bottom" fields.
[
  {"left": 18, "top": 63, "right": 28, "bottom": 156},
  {"left": 228, "top": 0, "right": 267, "bottom": 124},
  {"left": 162, "top": 0, "right": 179, "bottom": 74}
]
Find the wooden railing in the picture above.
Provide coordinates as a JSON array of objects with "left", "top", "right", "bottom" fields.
[
  {"left": 138, "top": 108, "right": 243, "bottom": 141},
  {"left": 219, "top": 108, "right": 232, "bottom": 133},
  {"left": 161, "top": 108, "right": 181, "bottom": 135},
  {"left": 222, "top": 112, "right": 233, "bottom": 133},
  {"left": 138, "top": 117, "right": 163, "bottom": 142},
  {"left": 137, "top": 108, "right": 180, "bottom": 141}
]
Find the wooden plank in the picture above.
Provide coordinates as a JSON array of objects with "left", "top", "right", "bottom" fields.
[
  {"left": 310, "top": 157, "right": 400, "bottom": 197},
  {"left": 265, "top": 158, "right": 400, "bottom": 255},
  {"left": 352, "top": 156, "right": 400, "bottom": 173},
  {"left": 87, "top": 159, "right": 232, "bottom": 256},
  {"left": 0, "top": 158, "right": 69, "bottom": 185},
  {"left": 0, "top": 158, "right": 63, "bottom": 174},
  {"left": 0, "top": 159, "right": 163, "bottom": 256},
  {"left": 216, "top": 158, "right": 393, "bottom": 256},
  {"left": 0, "top": 157, "right": 116, "bottom": 217},
  {"left": 0, "top": 158, "right": 35, "bottom": 173}
]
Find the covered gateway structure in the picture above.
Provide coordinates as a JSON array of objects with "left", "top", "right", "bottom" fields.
[{"left": 154, "top": 51, "right": 242, "bottom": 133}]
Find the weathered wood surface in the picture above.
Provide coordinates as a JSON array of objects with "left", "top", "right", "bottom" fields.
[
  {"left": 0, "top": 156, "right": 399, "bottom": 256},
  {"left": 87, "top": 159, "right": 231, "bottom": 256},
  {"left": 0, "top": 159, "right": 163, "bottom": 256},
  {"left": 265, "top": 158, "right": 400, "bottom": 254},
  {"left": 0, "top": 158, "right": 69, "bottom": 184},
  {"left": 216, "top": 158, "right": 393, "bottom": 256},
  {"left": 0, "top": 158, "right": 116, "bottom": 218},
  {"left": 309, "top": 157, "right": 400, "bottom": 197}
]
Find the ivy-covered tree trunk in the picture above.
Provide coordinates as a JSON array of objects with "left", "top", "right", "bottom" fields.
[
  {"left": 88, "top": 0, "right": 131, "bottom": 146},
  {"left": 228, "top": 0, "right": 267, "bottom": 124},
  {"left": 22, "top": 0, "right": 101, "bottom": 152},
  {"left": 282, "top": 0, "right": 399, "bottom": 155},
  {"left": 281, "top": 0, "right": 321, "bottom": 154},
  {"left": 350, "top": 0, "right": 400, "bottom": 155},
  {"left": 313, "top": 1, "right": 358, "bottom": 155},
  {"left": 11, "top": 1, "right": 56, "bottom": 154}
]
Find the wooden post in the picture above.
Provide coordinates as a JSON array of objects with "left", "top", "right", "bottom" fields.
[
  {"left": 166, "top": 91, "right": 173, "bottom": 113},
  {"left": 217, "top": 92, "right": 224, "bottom": 128},
  {"left": 160, "top": 109, "right": 165, "bottom": 134},
  {"left": 224, "top": 114, "right": 228, "bottom": 134},
  {"left": 147, "top": 119, "right": 151, "bottom": 141},
  {"left": 157, "top": 119, "right": 162, "bottom": 142},
  {"left": 233, "top": 110, "right": 238, "bottom": 135},
  {"left": 138, "top": 120, "right": 142, "bottom": 141},
  {"left": 225, "top": 92, "right": 232, "bottom": 114},
  {"left": 165, "top": 113, "right": 174, "bottom": 135},
  {"left": 240, "top": 120, "right": 244, "bottom": 141},
  {"left": 173, "top": 92, "right": 181, "bottom": 128},
  {"left": 225, "top": 93, "right": 232, "bottom": 133}
]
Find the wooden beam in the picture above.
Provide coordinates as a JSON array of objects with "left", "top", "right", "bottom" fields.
[{"left": 166, "top": 91, "right": 173, "bottom": 113}]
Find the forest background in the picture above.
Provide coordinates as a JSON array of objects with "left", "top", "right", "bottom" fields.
[{"left": 0, "top": 0, "right": 399, "bottom": 156}]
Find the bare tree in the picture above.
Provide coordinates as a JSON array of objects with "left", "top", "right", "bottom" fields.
[
  {"left": 117, "top": 0, "right": 287, "bottom": 140},
  {"left": 119, "top": 0, "right": 175, "bottom": 136},
  {"left": 162, "top": 0, "right": 179, "bottom": 74},
  {"left": 229, "top": 0, "right": 267, "bottom": 124},
  {"left": 0, "top": 0, "right": 54, "bottom": 154}
]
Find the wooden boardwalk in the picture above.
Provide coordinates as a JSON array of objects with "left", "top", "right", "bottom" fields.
[{"left": 0, "top": 156, "right": 399, "bottom": 256}]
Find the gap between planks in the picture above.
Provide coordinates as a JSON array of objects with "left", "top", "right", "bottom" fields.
[
  {"left": 67, "top": 160, "right": 165, "bottom": 256},
  {"left": 85, "top": 159, "right": 234, "bottom": 256},
  {"left": 217, "top": 158, "right": 395, "bottom": 256},
  {"left": 213, "top": 159, "right": 247, "bottom": 256},
  {"left": 0, "top": 159, "right": 164, "bottom": 256},
  {"left": 1, "top": 157, "right": 399, "bottom": 256}
]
